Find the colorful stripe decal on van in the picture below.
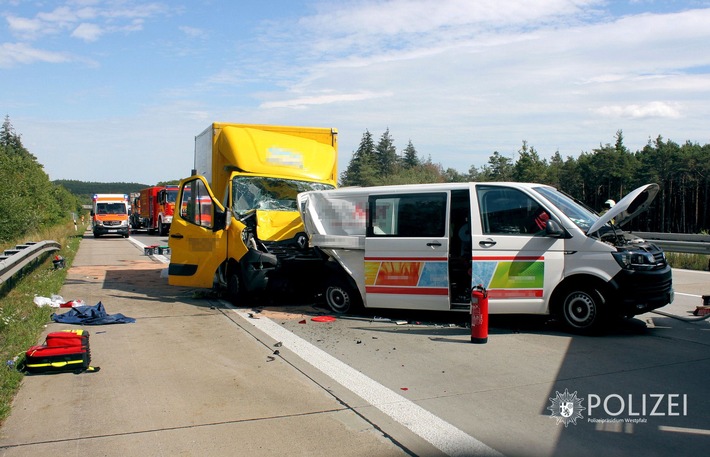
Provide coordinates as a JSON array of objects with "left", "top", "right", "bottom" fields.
[
  {"left": 364, "top": 257, "right": 448, "bottom": 295},
  {"left": 472, "top": 255, "right": 545, "bottom": 299}
]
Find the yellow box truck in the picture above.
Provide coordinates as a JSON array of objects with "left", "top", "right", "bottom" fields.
[{"left": 168, "top": 123, "right": 338, "bottom": 302}]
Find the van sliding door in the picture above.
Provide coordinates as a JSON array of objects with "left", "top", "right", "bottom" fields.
[{"left": 364, "top": 192, "right": 450, "bottom": 311}]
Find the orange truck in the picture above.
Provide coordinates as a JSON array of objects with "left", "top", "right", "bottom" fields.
[
  {"left": 91, "top": 194, "right": 130, "bottom": 238},
  {"left": 130, "top": 186, "right": 179, "bottom": 235}
]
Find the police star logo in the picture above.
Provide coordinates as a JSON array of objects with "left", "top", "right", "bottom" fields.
[{"left": 548, "top": 388, "right": 585, "bottom": 427}]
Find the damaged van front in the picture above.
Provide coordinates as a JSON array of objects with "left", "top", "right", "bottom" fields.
[
  {"left": 298, "top": 182, "right": 673, "bottom": 334},
  {"left": 540, "top": 183, "right": 673, "bottom": 326}
]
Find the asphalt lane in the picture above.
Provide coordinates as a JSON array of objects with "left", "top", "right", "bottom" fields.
[
  {"left": 250, "top": 270, "right": 710, "bottom": 457},
  {"left": 2, "top": 231, "right": 709, "bottom": 457},
  {"left": 0, "top": 232, "right": 408, "bottom": 457}
]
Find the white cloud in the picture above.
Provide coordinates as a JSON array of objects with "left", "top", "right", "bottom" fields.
[
  {"left": 4, "top": 1, "right": 166, "bottom": 43},
  {"left": 5, "top": 15, "right": 45, "bottom": 39},
  {"left": 8, "top": 1, "right": 710, "bottom": 183},
  {"left": 71, "top": 23, "right": 103, "bottom": 41},
  {"left": 0, "top": 42, "right": 72, "bottom": 67},
  {"left": 595, "top": 102, "right": 682, "bottom": 119},
  {"left": 179, "top": 25, "right": 205, "bottom": 39},
  {"left": 260, "top": 91, "right": 391, "bottom": 109}
]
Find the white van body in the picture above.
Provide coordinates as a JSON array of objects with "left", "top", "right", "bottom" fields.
[{"left": 297, "top": 182, "right": 673, "bottom": 332}]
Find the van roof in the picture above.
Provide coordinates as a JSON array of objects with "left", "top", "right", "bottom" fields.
[{"left": 314, "top": 182, "right": 552, "bottom": 196}]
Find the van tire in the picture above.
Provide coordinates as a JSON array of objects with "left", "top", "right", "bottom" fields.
[
  {"left": 325, "top": 280, "right": 360, "bottom": 314},
  {"left": 559, "top": 286, "right": 605, "bottom": 334}
]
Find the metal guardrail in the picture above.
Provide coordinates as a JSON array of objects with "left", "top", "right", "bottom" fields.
[
  {"left": 0, "top": 240, "right": 61, "bottom": 287},
  {"left": 630, "top": 232, "right": 710, "bottom": 255}
]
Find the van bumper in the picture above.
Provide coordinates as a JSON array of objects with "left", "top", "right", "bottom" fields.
[
  {"left": 93, "top": 226, "right": 130, "bottom": 237},
  {"left": 609, "top": 264, "right": 673, "bottom": 316}
]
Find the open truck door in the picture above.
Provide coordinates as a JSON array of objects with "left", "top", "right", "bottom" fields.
[{"left": 168, "top": 176, "right": 227, "bottom": 288}]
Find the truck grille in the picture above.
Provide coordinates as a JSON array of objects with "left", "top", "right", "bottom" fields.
[{"left": 263, "top": 233, "right": 319, "bottom": 263}]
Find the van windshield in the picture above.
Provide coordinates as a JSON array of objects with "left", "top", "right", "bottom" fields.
[
  {"left": 232, "top": 177, "right": 335, "bottom": 216},
  {"left": 533, "top": 186, "right": 599, "bottom": 232},
  {"left": 96, "top": 203, "right": 127, "bottom": 215}
]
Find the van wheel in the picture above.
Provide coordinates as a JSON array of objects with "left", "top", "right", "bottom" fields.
[
  {"left": 325, "top": 280, "right": 360, "bottom": 314},
  {"left": 559, "top": 287, "right": 605, "bottom": 333}
]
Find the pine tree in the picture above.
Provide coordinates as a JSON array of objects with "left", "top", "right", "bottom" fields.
[
  {"left": 401, "top": 140, "right": 420, "bottom": 169},
  {"left": 340, "top": 130, "right": 377, "bottom": 186},
  {"left": 375, "top": 128, "right": 398, "bottom": 177},
  {"left": 513, "top": 140, "right": 547, "bottom": 183}
]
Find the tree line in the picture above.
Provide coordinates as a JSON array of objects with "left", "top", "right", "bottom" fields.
[
  {"left": 2, "top": 114, "right": 708, "bottom": 244},
  {"left": 54, "top": 180, "right": 150, "bottom": 203},
  {"left": 0, "top": 116, "right": 81, "bottom": 243},
  {"left": 341, "top": 129, "right": 710, "bottom": 234}
]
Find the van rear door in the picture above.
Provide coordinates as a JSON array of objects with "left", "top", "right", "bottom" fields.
[
  {"left": 471, "top": 184, "right": 564, "bottom": 314},
  {"left": 364, "top": 191, "right": 450, "bottom": 311}
]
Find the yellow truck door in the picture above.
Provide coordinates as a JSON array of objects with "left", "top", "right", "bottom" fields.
[{"left": 168, "top": 176, "right": 227, "bottom": 288}]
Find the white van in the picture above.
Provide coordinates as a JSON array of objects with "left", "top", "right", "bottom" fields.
[{"left": 297, "top": 182, "right": 673, "bottom": 332}]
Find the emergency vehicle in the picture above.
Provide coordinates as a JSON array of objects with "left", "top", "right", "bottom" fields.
[{"left": 91, "top": 194, "right": 130, "bottom": 238}]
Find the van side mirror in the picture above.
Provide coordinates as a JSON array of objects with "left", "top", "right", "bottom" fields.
[{"left": 545, "top": 220, "right": 566, "bottom": 238}]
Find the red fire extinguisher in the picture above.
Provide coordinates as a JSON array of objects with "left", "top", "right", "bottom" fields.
[{"left": 470, "top": 284, "right": 489, "bottom": 344}]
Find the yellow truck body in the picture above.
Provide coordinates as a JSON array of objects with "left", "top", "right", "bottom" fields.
[{"left": 168, "top": 123, "right": 337, "bottom": 300}]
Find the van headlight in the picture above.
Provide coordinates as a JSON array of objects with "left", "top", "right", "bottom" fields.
[{"left": 612, "top": 251, "right": 657, "bottom": 271}]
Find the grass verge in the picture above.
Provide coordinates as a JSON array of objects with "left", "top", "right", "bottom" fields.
[
  {"left": 666, "top": 252, "right": 710, "bottom": 271},
  {"left": 0, "top": 221, "right": 84, "bottom": 425}
]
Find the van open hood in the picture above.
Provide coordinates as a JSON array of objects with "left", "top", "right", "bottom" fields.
[{"left": 587, "top": 183, "right": 659, "bottom": 234}]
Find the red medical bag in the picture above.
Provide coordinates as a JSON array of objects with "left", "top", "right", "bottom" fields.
[{"left": 24, "top": 329, "right": 91, "bottom": 374}]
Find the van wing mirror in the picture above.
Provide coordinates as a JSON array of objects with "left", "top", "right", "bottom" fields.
[{"left": 545, "top": 220, "right": 566, "bottom": 238}]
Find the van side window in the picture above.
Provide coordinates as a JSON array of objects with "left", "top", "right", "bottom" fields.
[
  {"left": 179, "top": 179, "right": 214, "bottom": 228},
  {"left": 369, "top": 193, "right": 447, "bottom": 237},
  {"left": 477, "top": 186, "right": 549, "bottom": 235}
]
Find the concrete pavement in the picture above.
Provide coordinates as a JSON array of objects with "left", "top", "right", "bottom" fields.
[{"left": 0, "top": 233, "right": 408, "bottom": 457}]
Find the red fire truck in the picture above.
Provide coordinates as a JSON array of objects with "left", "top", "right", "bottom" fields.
[{"left": 130, "top": 185, "right": 179, "bottom": 235}]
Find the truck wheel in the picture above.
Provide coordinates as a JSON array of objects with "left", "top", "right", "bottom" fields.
[
  {"left": 226, "top": 270, "right": 243, "bottom": 304},
  {"left": 559, "top": 287, "right": 605, "bottom": 333},
  {"left": 158, "top": 220, "right": 166, "bottom": 236},
  {"left": 325, "top": 280, "right": 360, "bottom": 314}
]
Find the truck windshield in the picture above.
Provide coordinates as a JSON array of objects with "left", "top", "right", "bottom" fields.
[
  {"left": 232, "top": 177, "right": 334, "bottom": 216},
  {"left": 532, "top": 186, "right": 599, "bottom": 232}
]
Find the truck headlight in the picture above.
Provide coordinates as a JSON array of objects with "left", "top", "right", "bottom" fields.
[{"left": 612, "top": 251, "right": 657, "bottom": 271}]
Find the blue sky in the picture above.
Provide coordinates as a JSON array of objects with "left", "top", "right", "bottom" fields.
[{"left": 2, "top": 0, "right": 709, "bottom": 184}]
